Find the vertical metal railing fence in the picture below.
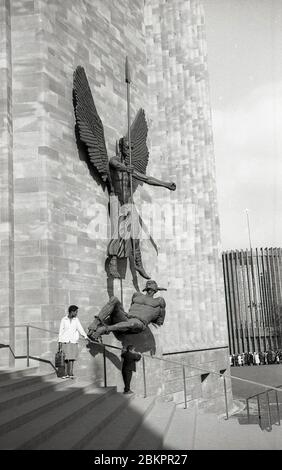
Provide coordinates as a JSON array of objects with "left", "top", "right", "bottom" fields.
[
  {"left": 142, "top": 355, "right": 147, "bottom": 398},
  {"left": 246, "top": 386, "right": 282, "bottom": 431}
]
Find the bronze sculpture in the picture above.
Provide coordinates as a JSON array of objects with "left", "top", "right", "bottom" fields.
[
  {"left": 88, "top": 280, "right": 167, "bottom": 340},
  {"left": 73, "top": 64, "right": 176, "bottom": 286}
]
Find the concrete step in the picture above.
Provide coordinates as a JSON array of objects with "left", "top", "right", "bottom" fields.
[
  {"left": 36, "top": 393, "right": 138, "bottom": 449},
  {"left": 0, "top": 378, "right": 97, "bottom": 436},
  {"left": 0, "top": 375, "right": 73, "bottom": 411},
  {"left": 83, "top": 396, "right": 156, "bottom": 450},
  {"left": 0, "top": 365, "right": 38, "bottom": 381},
  {"left": 0, "top": 385, "right": 116, "bottom": 449},
  {"left": 163, "top": 407, "right": 197, "bottom": 450},
  {"left": 125, "top": 401, "right": 176, "bottom": 450},
  {"left": 0, "top": 371, "right": 56, "bottom": 393}
]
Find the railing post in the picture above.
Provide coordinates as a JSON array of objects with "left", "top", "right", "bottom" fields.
[
  {"left": 26, "top": 325, "right": 30, "bottom": 367},
  {"left": 223, "top": 376, "right": 229, "bottom": 420},
  {"left": 275, "top": 391, "right": 280, "bottom": 425},
  {"left": 266, "top": 392, "right": 272, "bottom": 430},
  {"left": 103, "top": 346, "right": 107, "bottom": 388},
  {"left": 246, "top": 398, "right": 250, "bottom": 423},
  {"left": 142, "top": 355, "right": 147, "bottom": 398},
  {"left": 182, "top": 366, "right": 187, "bottom": 409}
]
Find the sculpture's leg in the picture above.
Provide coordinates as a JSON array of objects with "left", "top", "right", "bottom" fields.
[
  {"left": 108, "top": 255, "right": 121, "bottom": 278},
  {"left": 110, "top": 300, "right": 129, "bottom": 324},
  {"left": 133, "top": 240, "right": 150, "bottom": 280},
  {"left": 107, "top": 233, "right": 121, "bottom": 278},
  {"left": 129, "top": 253, "right": 140, "bottom": 292},
  {"left": 88, "top": 296, "right": 121, "bottom": 335},
  {"left": 125, "top": 207, "right": 150, "bottom": 281},
  {"left": 91, "top": 318, "right": 145, "bottom": 340},
  {"left": 107, "top": 194, "right": 130, "bottom": 279}
]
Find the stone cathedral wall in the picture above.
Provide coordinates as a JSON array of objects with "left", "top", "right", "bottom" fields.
[{"left": 0, "top": 0, "right": 230, "bottom": 409}]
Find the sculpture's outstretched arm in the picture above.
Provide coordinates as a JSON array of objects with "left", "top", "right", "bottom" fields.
[
  {"left": 154, "top": 298, "right": 166, "bottom": 326},
  {"left": 133, "top": 170, "right": 176, "bottom": 191},
  {"left": 109, "top": 157, "right": 176, "bottom": 191}
]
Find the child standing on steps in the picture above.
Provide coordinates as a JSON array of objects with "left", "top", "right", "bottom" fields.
[
  {"left": 121, "top": 345, "right": 142, "bottom": 394},
  {"left": 58, "top": 305, "right": 88, "bottom": 379}
]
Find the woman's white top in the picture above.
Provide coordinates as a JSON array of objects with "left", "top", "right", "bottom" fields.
[{"left": 58, "top": 316, "right": 88, "bottom": 343}]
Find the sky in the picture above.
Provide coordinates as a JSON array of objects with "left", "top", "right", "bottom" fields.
[{"left": 203, "top": 0, "right": 282, "bottom": 250}]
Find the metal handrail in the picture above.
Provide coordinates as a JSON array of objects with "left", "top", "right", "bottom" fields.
[
  {"left": 0, "top": 323, "right": 281, "bottom": 386},
  {"left": 1, "top": 323, "right": 282, "bottom": 420},
  {"left": 247, "top": 383, "right": 282, "bottom": 400}
]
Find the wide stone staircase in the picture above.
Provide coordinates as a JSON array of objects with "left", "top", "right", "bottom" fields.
[
  {"left": 0, "top": 363, "right": 176, "bottom": 450},
  {"left": 1, "top": 363, "right": 282, "bottom": 450}
]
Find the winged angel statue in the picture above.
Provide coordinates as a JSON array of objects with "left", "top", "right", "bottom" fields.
[{"left": 73, "top": 66, "right": 176, "bottom": 288}]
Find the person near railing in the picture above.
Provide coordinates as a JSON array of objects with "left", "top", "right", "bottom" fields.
[
  {"left": 58, "top": 305, "right": 88, "bottom": 379},
  {"left": 121, "top": 344, "right": 141, "bottom": 394}
]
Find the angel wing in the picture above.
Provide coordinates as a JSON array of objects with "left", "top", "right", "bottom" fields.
[
  {"left": 123, "top": 108, "right": 149, "bottom": 193},
  {"left": 73, "top": 66, "right": 110, "bottom": 184}
]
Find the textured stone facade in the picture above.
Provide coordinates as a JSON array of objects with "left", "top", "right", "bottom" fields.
[
  {"left": 0, "top": 0, "right": 14, "bottom": 365},
  {"left": 0, "top": 0, "right": 229, "bottom": 409},
  {"left": 143, "top": 0, "right": 225, "bottom": 352}
]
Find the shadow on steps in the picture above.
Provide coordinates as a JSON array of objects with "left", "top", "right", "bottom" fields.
[{"left": 0, "top": 366, "right": 189, "bottom": 450}]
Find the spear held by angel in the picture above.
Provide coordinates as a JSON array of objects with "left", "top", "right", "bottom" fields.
[{"left": 73, "top": 62, "right": 176, "bottom": 286}]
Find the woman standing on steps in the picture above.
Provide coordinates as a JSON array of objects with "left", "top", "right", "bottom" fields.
[{"left": 58, "top": 305, "right": 88, "bottom": 379}]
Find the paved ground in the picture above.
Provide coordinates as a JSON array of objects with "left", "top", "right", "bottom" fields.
[{"left": 231, "top": 364, "right": 282, "bottom": 399}]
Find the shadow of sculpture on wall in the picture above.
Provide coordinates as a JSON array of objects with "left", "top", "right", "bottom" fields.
[
  {"left": 86, "top": 341, "right": 122, "bottom": 370},
  {"left": 86, "top": 326, "right": 156, "bottom": 375},
  {"left": 114, "top": 327, "right": 157, "bottom": 354}
]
